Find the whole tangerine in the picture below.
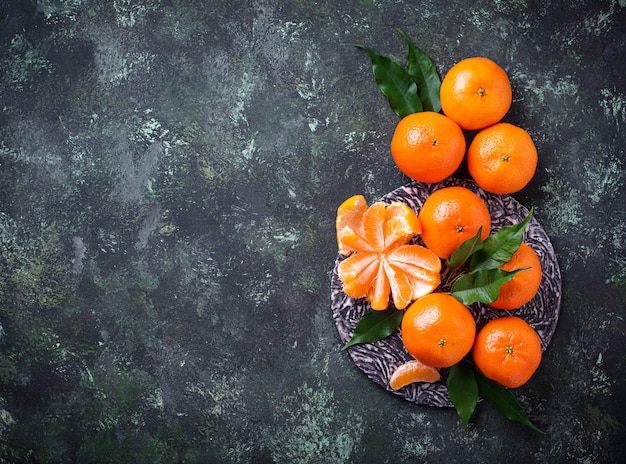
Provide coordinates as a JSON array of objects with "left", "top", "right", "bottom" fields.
[
  {"left": 467, "top": 123, "right": 538, "bottom": 194},
  {"left": 489, "top": 242, "right": 542, "bottom": 310},
  {"left": 401, "top": 293, "right": 476, "bottom": 368},
  {"left": 390, "top": 111, "right": 466, "bottom": 183},
  {"left": 418, "top": 186, "right": 491, "bottom": 259},
  {"left": 472, "top": 316, "right": 542, "bottom": 388},
  {"left": 440, "top": 57, "right": 512, "bottom": 130}
]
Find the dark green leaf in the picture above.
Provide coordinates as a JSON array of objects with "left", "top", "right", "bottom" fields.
[
  {"left": 342, "top": 307, "right": 403, "bottom": 350},
  {"left": 450, "top": 268, "right": 528, "bottom": 305},
  {"left": 474, "top": 365, "right": 545, "bottom": 434},
  {"left": 446, "top": 226, "right": 484, "bottom": 272},
  {"left": 447, "top": 361, "right": 478, "bottom": 430},
  {"left": 397, "top": 29, "right": 442, "bottom": 112},
  {"left": 355, "top": 44, "right": 423, "bottom": 118},
  {"left": 470, "top": 208, "right": 534, "bottom": 272}
]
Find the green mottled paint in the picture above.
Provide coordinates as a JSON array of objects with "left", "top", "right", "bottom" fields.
[
  {"left": 0, "top": 0, "right": 625, "bottom": 462},
  {"left": 267, "top": 381, "right": 364, "bottom": 462}
]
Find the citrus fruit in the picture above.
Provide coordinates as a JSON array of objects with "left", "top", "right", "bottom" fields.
[
  {"left": 401, "top": 293, "right": 476, "bottom": 368},
  {"left": 440, "top": 57, "right": 512, "bottom": 130},
  {"left": 418, "top": 186, "right": 491, "bottom": 259},
  {"left": 390, "top": 111, "right": 466, "bottom": 183},
  {"left": 472, "top": 316, "right": 542, "bottom": 388},
  {"left": 336, "top": 197, "right": 441, "bottom": 310},
  {"left": 336, "top": 195, "right": 421, "bottom": 255},
  {"left": 467, "top": 122, "right": 538, "bottom": 194},
  {"left": 388, "top": 359, "right": 441, "bottom": 390},
  {"left": 336, "top": 195, "right": 370, "bottom": 255},
  {"left": 489, "top": 242, "right": 542, "bottom": 310}
]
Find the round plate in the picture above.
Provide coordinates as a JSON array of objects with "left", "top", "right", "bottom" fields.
[{"left": 331, "top": 178, "right": 562, "bottom": 407}]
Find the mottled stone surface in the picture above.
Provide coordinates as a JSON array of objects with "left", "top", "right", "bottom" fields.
[{"left": 0, "top": 0, "right": 625, "bottom": 462}]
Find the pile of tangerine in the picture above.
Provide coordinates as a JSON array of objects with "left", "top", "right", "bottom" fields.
[{"left": 336, "top": 57, "right": 543, "bottom": 392}]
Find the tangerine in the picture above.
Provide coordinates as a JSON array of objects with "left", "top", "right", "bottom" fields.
[
  {"left": 390, "top": 111, "right": 466, "bottom": 183},
  {"left": 472, "top": 316, "right": 542, "bottom": 388},
  {"left": 489, "top": 242, "right": 542, "bottom": 310},
  {"left": 467, "top": 123, "right": 538, "bottom": 194},
  {"left": 418, "top": 186, "right": 491, "bottom": 259},
  {"left": 336, "top": 195, "right": 422, "bottom": 255},
  {"left": 336, "top": 197, "right": 441, "bottom": 310},
  {"left": 440, "top": 57, "right": 512, "bottom": 130},
  {"left": 336, "top": 195, "right": 370, "bottom": 255},
  {"left": 401, "top": 293, "right": 476, "bottom": 368},
  {"left": 388, "top": 359, "right": 441, "bottom": 390}
]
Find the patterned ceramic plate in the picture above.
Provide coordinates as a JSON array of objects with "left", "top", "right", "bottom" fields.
[{"left": 331, "top": 178, "right": 561, "bottom": 407}]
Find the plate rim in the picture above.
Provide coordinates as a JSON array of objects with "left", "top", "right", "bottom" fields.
[{"left": 331, "top": 178, "right": 562, "bottom": 407}]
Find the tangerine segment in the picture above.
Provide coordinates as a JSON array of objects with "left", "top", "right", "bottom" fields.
[
  {"left": 337, "top": 252, "right": 379, "bottom": 298},
  {"left": 390, "top": 111, "right": 466, "bottom": 183},
  {"left": 387, "top": 244, "right": 442, "bottom": 308},
  {"left": 336, "top": 195, "right": 371, "bottom": 255},
  {"left": 401, "top": 293, "right": 476, "bottom": 368},
  {"left": 337, "top": 244, "right": 441, "bottom": 311},
  {"left": 383, "top": 202, "right": 422, "bottom": 249},
  {"left": 418, "top": 186, "right": 491, "bottom": 259},
  {"left": 383, "top": 260, "right": 413, "bottom": 310},
  {"left": 366, "top": 261, "right": 391, "bottom": 310},
  {"left": 336, "top": 198, "right": 421, "bottom": 255},
  {"left": 386, "top": 243, "right": 442, "bottom": 274},
  {"left": 489, "top": 242, "right": 542, "bottom": 310},
  {"left": 440, "top": 57, "right": 512, "bottom": 130},
  {"left": 387, "top": 244, "right": 442, "bottom": 297},
  {"left": 389, "top": 359, "right": 441, "bottom": 390},
  {"left": 362, "top": 201, "right": 388, "bottom": 253},
  {"left": 467, "top": 123, "right": 538, "bottom": 194},
  {"left": 472, "top": 316, "right": 542, "bottom": 388}
]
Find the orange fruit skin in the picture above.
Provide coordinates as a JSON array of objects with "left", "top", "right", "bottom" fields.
[
  {"left": 489, "top": 242, "right": 542, "bottom": 310},
  {"left": 472, "top": 316, "right": 542, "bottom": 388},
  {"left": 401, "top": 293, "right": 476, "bottom": 368},
  {"left": 388, "top": 359, "right": 441, "bottom": 390},
  {"left": 440, "top": 57, "right": 512, "bottom": 130},
  {"left": 418, "top": 186, "right": 491, "bottom": 259},
  {"left": 390, "top": 111, "right": 466, "bottom": 183},
  {"left": 467, "top": 123, "right": 538, "bottom": 194}
]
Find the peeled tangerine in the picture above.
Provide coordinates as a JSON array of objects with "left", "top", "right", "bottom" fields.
[{"left": 336, "top": 195, "right": 441, "bottom": 310}]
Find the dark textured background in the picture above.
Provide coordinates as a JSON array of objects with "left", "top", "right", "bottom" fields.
[{"left": 1, "top": 1, "right": 625, "bottom": 462}]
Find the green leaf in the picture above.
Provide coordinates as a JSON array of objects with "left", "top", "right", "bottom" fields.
[
  {"left": 450, "top": 268, "right": 528, "bottom": 305},
  {"left": 446, "top": 226, "right": 484, "bottom": 272},
  {"left": 470, "top": 208, "right": 534, "bottom": 272},
  {"left": 473, "top": 365, "right": 545, "bottom": 434},
  {"left": 397, "top": 29, "right": 441, "bottom": 112},
  {"left": 355, "top": 44, "right": 423, "bottom": 118},
  {"left": 447, "top": 361, "right": 479, "bottom": 430},
  {"left": 342, "top": 307, "right": 403, "bottom": 350}
]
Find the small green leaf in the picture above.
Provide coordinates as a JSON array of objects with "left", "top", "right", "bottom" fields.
[
  {"left": 446, "top": 226, "right": 484, "bottom": 272},
  {"left": 342, "top": 307, "right": 403, "bottom": 350},
  {"left": 470, "top": 208, "right": 534, "bottom": 272},
  {"left": 397, "top": 29, "right": 441, "bottom": 112},
  {"left": 355, "top": 44, "right": 423, "bottom": 118},
  {"left": 473, "top": 365, "right": 545, "bottom": 434},
  {"left": 447, "top": 361, "right": 479, "bottom": 430},
  {"left": 450, "top": 268, "right": 528, "bottom": 305}
]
